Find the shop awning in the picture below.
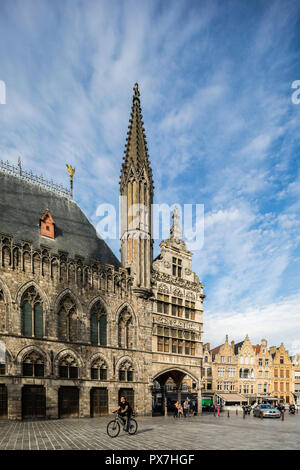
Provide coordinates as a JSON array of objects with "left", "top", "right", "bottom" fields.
[
  {"left": 216, "top": 393, "right": 247, "bottom": 403},
  {"left": 257, "top": 396, "right": 277, "bottom": 400}
]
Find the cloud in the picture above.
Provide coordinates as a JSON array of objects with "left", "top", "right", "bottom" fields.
[{"left": 204, "top": 292, "right": 300, "bottom": 355}]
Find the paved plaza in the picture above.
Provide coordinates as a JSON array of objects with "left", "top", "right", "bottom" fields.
[{"left": 0, "top": 413, "right": 299, "bottom": 450}]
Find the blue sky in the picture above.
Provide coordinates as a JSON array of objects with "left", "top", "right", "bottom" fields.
[{"left": 0, "top": 0, "right": 300, "bottom": 352}]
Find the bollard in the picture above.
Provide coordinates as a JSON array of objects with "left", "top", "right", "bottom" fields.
[
  {"left": 260, "top": 411, "right": 263, "bottom": 420},
  {"left": 281, "top": 410, "right": 284, "bottom": 421},
  {"left": 243, "top": 411, "right": 245, "bottom": 419},
  {"left": 227, "top": 410, "right": 230, "bottom": 418},
  {"left": 297, "top": 407, "right": 299, "bottom": 414},
  {"left": 236, "top": 409, "right": 238, "bottom": 416}
]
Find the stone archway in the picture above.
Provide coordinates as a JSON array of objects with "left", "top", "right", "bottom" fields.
[{"left": 152, "top": 369, "right": 199, "bottom": 416}]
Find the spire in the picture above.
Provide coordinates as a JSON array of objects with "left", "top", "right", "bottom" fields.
[{"left": 120, "top": 83, "right": 153, "bottom": 191}]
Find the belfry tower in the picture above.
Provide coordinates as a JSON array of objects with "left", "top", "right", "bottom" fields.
[{"left": 120, "top": 83, "right": 154, "bottom": 296}]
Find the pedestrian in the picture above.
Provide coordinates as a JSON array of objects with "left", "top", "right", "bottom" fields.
[
  {"left": 178, "top": 403, "right": 183, "bottom": 418},
  {"left": 183, "top": 398, "right": 189, "bottom": 418},
  {"left": 216, "top": 404, "right": 220, "bottom": 417},
  {"left": 174, "top": 401, "right": 179, "bottom": 418}
]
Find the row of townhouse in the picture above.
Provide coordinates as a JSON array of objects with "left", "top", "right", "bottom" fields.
[{"left": 202, "top": 335, "right": 300, "bottom": 407}]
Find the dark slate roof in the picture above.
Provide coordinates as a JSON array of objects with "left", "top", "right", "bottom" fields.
[
  {"left": 0, "top": 172, "right": 120, "bottom": 268},
  {"left": 234, "top": 341, "right": 244, "bottom": 355}
]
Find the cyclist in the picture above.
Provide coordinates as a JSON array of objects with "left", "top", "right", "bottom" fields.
[{"left": 112, "top": 396, "right": 133, "bottom": 432}]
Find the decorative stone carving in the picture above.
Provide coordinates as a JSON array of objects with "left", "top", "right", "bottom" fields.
[
  {"left": 173, "top": 288, "right": 183, "bottom": 297},
  {"left": 158, "top": 283, "right": 169, "bottom": 294}
]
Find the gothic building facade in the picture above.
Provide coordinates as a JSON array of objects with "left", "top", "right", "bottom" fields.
[{"left": 0, "top": 84, "right": 204, "bottom": 420}]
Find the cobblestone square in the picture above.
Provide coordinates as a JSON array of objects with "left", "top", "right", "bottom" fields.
[{"left": 0, "top": 413, "right": 299, "bottom": 450}]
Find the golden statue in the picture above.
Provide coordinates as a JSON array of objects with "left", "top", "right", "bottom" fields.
[
  {"left": 66, "top": 164, "right": 75, "bottom": 181},
  {"left": 66, "top": 164, "right": 75, "bottom": 197}
]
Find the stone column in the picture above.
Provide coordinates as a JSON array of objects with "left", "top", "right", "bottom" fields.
[
  {"left": 46, "top": 384, "right": 59, "bottom": 419},
  {"left": 197, "top": 382, "right": 202, "bottom": 415},
  {"left": 80, "top": 385, "right": 91, "bottom": 418},
  {"left": 161, "top": 386, "right": 167, "bottom": 416},
  {"left": 7, "top": 382, "right": 22, "bottom": 420}
]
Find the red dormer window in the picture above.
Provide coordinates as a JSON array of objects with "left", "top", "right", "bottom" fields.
[{"left": 40, "top": 210, "right": 55, "bottom": 239}]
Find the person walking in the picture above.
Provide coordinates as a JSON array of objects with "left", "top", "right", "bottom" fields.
[
  {"left": 174, "top": 401, "right": 179, "bottom": 418},
  {"left": 216, "top": 404, "right": 221, "bottom": 417},
  {"left": 183, "top": 398, "right": 190, "bottom": 418}
]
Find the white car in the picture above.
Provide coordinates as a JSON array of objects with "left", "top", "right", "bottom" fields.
[{"left": 253, "top": 404, "right": 281, "bottom": 418}]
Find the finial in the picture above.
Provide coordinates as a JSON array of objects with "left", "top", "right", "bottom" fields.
[
  {"left": 66, "top": 164, "right": 75, "bottom": 197},
  {"left": 18, "top": 156, "right": 22, "bottom": 176},
  {"left": 225, "top": 334, "right": 228, "bottom": 343},
  {"left": 133, "top": 82, "right": 140, "bottom": 99},
  {"left": 170, "top": 205, "right": 183, "bottom": 240}
]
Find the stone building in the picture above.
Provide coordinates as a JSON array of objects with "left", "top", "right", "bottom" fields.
[
  {"left": 270, "top": 343, "right": 293, "bottom": 405},
  {"left": 151, "top": 207, "right": 204, "bottom": 413},
  {"left": 202, "top": 335, "right": 295, "bottom": 407},
  {"left": 291, "top": 354, "right": 300, "bottom": 407},
  {"left": 0, "top": 83, "right": 204, "bottom": 420},
  {"left": 254, "top": 339, "right": 273, "bottom": 400}
]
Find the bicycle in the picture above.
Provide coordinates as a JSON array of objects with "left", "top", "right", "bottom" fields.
[{"left": 107, "top": 411, "right": 138, "bottom": 438}]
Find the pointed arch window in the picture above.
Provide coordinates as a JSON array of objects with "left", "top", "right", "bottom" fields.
[
  {"left": 21, "top": 287, "right": 43, "bottom": 338},
  {"left": 0, "top": 289, "right": 6, "bottom": 332},
  {"left": 118, "top": 309, "right": 134, "bottom": 349},
  {"left": 91, "top": 357, "right": 107, "bottom": 380},
  {"left": 58, "top": 354, "right": 78, "bottom": 379},
  {"left": 58, "top": 296, "right": 78, "bottom": 342},
  {"left": 22, "top": 351, "right": 44, "bottom": 377},
  {"left": 90, "top": 301, "right": 107, "bottom": 346},
  {"left": 118, "top": 360, "right": 134, "bottom": 382}
]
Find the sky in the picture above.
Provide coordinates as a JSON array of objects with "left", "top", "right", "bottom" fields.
[{"left": 0, "top": 0, "right": 299, "bottom": 353}]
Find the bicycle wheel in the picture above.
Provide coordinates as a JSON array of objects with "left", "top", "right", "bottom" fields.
[
  {"left": 107, "top": 420, "right": 120, "bottom": 438},
  {"left": 128, "top": 418, "right": 138, "bottom": 435}
]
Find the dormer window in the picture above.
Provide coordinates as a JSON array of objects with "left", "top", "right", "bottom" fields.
[
  {"left": 172, "top": 257, "right": 182, "bottom": 277},
  {"left": 40, "top": 210, "right": 55, "bottom": 239}
]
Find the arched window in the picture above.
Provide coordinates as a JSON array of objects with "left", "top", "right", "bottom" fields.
[
  {"left": 22, "top": 351, "right": 44, "bottom": 377},
  {"left": 0, "top": 289, "right": 5, "bottom": 332},
  {"left": 118, "top": 309, "right": 134, "bottom": 349},
  {"left": 90, "top": 301, "right": 107, "bottom": 346},
  {"left": 21, "top": 287, "right": 43, "bottom": 338},
  {"left": 91, "top": 357, "right": 107, "bottom": 380},
  {"left": 118, "top": 360, "right": 134, "bottom": 382},
  {"left": 58, "top": 295, "right": 78, "bottom": 342},
  {"left": 58, "top": 354, "right": 78, "bottom": 379}
]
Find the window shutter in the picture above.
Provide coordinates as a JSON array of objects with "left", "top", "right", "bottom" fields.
[
  {"left": 22, "top": 301, "right": 32, "bottom": 336},
  {"left": 91, "top": 314, "right": 98, "bottom": 345},
  {"left": 34, "top": 304, "right": 43, "bottom": 338}
]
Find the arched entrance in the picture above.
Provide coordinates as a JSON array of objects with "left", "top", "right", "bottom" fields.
[{"left": 152, "top": 369, "right": 199, "bottom": 416}]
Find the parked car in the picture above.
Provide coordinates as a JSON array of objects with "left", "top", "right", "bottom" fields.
[{"left": 253, "top": 404, "right": 281, "bottom": 418}]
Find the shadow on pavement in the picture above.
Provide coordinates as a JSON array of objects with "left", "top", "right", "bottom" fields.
[{"left": 137, "top": 428, "right": 154, "bottom": 434}]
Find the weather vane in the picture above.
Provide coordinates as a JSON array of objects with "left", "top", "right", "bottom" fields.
[{"left": 66, "top": 164, "right": 75, "bottom": 197}]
